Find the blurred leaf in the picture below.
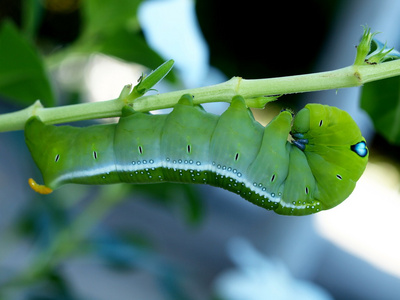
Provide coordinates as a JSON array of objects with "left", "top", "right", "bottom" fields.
[
  {"left": 361, "top": 75, "right": 400, "bottom": 144},
  {"left": 175, "top": 184, "right": 205, "bottom": 225},
  {"left": 0, "top": 20, "right": 54, "bottom": 106},
  {"left": 98, "top": 28, "right": 167, "bottom": 71},
  {"left": 132, "top": 183, "right": 204, "bottom": 225},
  {"left": 21, "top": 0, "right": 43, "bottom": 40},
  {"left": 57, "top": 0, "right": 177, "bottom": 82},
  {"left": 16, "top": 194, "right": 70, "bottom": 246},
  {"left": 82, "top": 0, "right": 142, "bottom": 35},
  {"left": 26, "top": 270, "right": 81, "bottom": 300},
  {"left": 90, "top": 229, "right": 153, "bottom": 271},
  {"left": 80, "top": 0, "right": 154, "bottom": 65}
]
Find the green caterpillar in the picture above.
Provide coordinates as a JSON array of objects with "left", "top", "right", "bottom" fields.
[{"left": 24, "top": 94, "right": 368, "bottom": 216}]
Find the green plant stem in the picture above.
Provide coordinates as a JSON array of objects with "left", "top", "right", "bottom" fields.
[{"left": 1, "top": 60, "right": 400, "bottom": 132}]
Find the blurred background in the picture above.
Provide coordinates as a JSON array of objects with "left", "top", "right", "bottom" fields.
[{"left": 1, "top": 0, "right": 400, "bottom": 299}]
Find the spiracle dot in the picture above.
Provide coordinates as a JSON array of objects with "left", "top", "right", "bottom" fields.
[
  {"left": 196, "top": 161, "right": 201, "bottom": 165},
  {"left": 149, "top": 159, "right": 154, "bottom": 164}
]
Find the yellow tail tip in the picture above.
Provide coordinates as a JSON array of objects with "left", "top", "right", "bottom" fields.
[{"left": 28, "top": 178, "right": 53, "bottom": 194}]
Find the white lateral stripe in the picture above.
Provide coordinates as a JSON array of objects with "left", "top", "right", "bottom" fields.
[{"left": 116, "top": 159, "right": 281, "bottom": 204}]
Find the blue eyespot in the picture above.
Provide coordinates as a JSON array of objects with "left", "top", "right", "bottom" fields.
[{"left": 351, "top": 141, "right": 368, "bottom": 158}]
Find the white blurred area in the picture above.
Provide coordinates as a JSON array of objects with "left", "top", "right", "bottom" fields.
[
  {"left": 83, "top": 55, "right": 146, "bottom": 102},
  {"left": 315, "top": 162, "right": 400, "bottom": 278},
  {"left": 55, "top": 54, "right": 146, "bottom": 103},
  {"left": 214, "top": 238, "right": 333, "bottom": 300},
  {"left": 51, "top": 0, "right": 400, "bottom": 299}
]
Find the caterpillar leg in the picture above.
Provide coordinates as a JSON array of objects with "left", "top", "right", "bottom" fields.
[{"left": 28, "top": 178, "right": 53, "bottom": 194}]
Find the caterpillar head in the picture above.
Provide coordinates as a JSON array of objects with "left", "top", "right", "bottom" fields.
[{"left": 290, "top": 103, "right": 368, "bottom": 209}]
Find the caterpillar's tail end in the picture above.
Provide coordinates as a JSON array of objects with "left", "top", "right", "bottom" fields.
[{"left": 28, "top": 178, "right": 53, "bottom": 194}]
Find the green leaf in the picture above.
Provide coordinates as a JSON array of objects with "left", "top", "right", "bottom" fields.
[
  {"left": 361, "top": 75, "right": 400, "bottom": 144},
  {"left": 132, "top": 59, "right": 175, "bottom": 96},
  {"left": 0, "top": 20, "right": 54, "bottom": 106}
]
